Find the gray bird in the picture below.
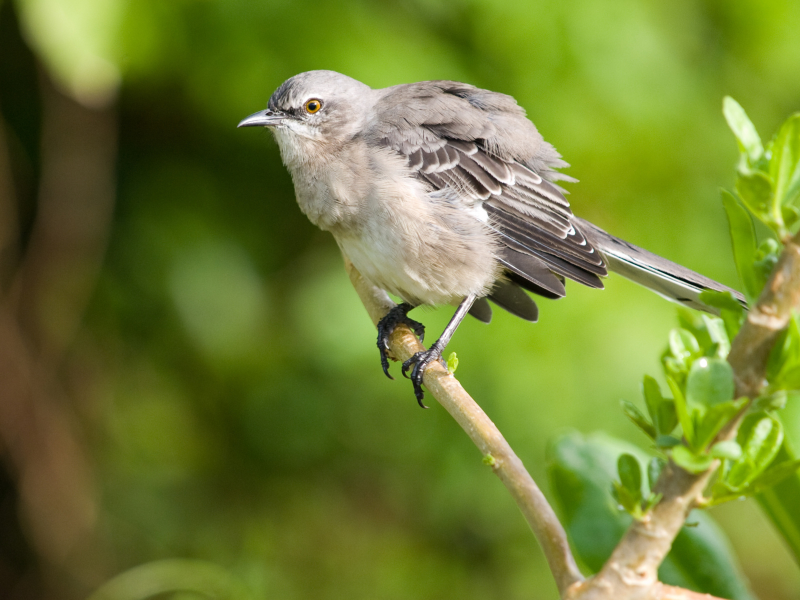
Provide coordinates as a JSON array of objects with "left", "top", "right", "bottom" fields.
[{"left": 239, "top": 70, "right": 746, "bottom": 405}]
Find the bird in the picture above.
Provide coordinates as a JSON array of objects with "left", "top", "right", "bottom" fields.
[{"left": 238, "top": 70, "right": 746, "bottom": 406}]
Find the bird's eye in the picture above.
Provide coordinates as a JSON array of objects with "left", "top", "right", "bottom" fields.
[{"left": 305, "top": 99, "right": 322, "bottom": 114}]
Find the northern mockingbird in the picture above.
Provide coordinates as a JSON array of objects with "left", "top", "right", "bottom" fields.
[{"left": 239, "top": 70, "right": 746, "bottom": 405}]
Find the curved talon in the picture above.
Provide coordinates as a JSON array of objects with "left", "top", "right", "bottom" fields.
[
  {"left": 402, "top": 350, "right": 444, "bottom": 408},
  {"left": 376, "top": 303, "right": 425, "bottom": 380},
  {"left": 400, "top": 354, "right": 416, "bottom": 379}
]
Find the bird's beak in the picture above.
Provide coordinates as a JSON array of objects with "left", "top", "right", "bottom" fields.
[{"left": 237, "top": 109, "right": 286, "bottom": 128}]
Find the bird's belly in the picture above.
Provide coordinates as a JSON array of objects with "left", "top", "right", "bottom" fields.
[{"left": 335, "top": 220, "right": 499, "bottom": 307}]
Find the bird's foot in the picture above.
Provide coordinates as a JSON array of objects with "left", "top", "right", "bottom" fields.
[
  {"left": 401, "top": 347, "right": 445, "bottom": 408},
  {"left": 376, "top": 303, "right": 425, "bottom": 380}
]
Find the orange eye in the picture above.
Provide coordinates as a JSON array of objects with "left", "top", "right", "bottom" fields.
[{"left": 305, "top": 99, "right": 322, "bottom": 114}]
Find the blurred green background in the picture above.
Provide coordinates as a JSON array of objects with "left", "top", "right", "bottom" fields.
[{"left": 1, "top": 0, "right": 799, "bottom": 598}]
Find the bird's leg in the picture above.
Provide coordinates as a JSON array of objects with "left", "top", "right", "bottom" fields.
[
  {"left": 376, "top": 302, "right": 425, "bottom": 380},
  {"left": 402, "top": 294, "right": 477, "bottom": 407}
]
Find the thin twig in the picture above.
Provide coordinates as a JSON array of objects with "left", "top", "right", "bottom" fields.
[{"left": 344, "top": 258, "right": 585, "bottom": 597}]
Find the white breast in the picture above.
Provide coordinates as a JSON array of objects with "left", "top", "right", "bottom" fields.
[{"left": 333, "top": 150, "right": 501, "bottom": 306}]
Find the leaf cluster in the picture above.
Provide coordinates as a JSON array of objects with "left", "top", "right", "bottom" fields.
[
  {"left": 622, "top": 315, "right": 748, "bottom": 477},
  {"left": 723, "top": 97, "right": 800, "bottom": 242},
  {"left": 615, "top": 100, "right": 800, "bottom": 519},
  {"left": 548, "top": 434, "right": 755, "bottom": 600}
]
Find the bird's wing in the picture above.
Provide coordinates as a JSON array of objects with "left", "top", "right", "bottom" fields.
[
  {"left": 367, "top": 81, "right": 607, "bottom": 310},
  {"left": 366, "top": 81, "right": 747, "bottom": 317}
]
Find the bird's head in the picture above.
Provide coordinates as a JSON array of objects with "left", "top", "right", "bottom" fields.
[{"left": 238, "top": 70, "right": 373, "bottom": 164}]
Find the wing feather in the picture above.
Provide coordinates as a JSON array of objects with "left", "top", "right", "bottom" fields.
[{"left": 368, "top": 81, "right": 608, "bottom": 308}]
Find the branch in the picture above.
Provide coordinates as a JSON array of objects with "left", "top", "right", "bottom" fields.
[
  {"left": 346, "top": 224, "right": 800, "bottom": 600},
  {"left": 570, "top": 231, "right": 800, "bottom": 600},
  {"left": 568, "top": 463, "right": 720, "bottom": 600},
  {"left": 344, "top": 258, "right": 585, "bottom": 597},
  {"left": 728, "top": 230, "right": 800, "bottom": 399}
]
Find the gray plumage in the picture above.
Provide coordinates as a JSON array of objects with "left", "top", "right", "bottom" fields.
[{"left": 239, "top": 70, "right": 746, "bottom": 402}]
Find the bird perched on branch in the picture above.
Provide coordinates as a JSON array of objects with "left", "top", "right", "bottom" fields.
[{"left": 239, "top": 70, "right": 746, "bottom": 405}]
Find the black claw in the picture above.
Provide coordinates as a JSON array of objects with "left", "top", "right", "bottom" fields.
[
  {"left": 401, "top": 349, "right": 445, "bottom": 408},
  {"left": 376, "top": 303, "right": 425, "bottom": 380}
]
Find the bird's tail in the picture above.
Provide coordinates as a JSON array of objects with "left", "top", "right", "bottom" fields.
[{"left": 574, "top": 217, "right": 747, "bottom": 314}]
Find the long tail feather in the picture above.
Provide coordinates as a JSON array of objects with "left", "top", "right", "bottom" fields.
[{"left": 574, "top": 217, "right": 747, "bottom": 314}]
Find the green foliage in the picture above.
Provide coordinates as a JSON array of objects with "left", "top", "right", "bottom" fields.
[
  {"left": 548, "top": 433, "right": 755, "bottom": 600},
  {"left": 723, "top": 97, "right": 800, "bottom": 238},
  {"left": 656, "top": 323, "right": 746, "bottom": 467},
  {"left": 709, "top": 413, "right": 797, "bottom": 504},
  {"left": 756, "top": 443, "right": 800, "bottom": 565},
  {"left": 611, "top": 453, "right": 661, "bottom": 519},
  {"left": 614, "top": 100, "right": 800, "bottom": 568},
  {"left": 721, "top": 191, "right": 761, "bottom": 302}
]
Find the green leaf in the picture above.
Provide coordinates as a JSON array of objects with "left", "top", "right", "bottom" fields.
[
  {"left": 782, "top": 204, "right": 800, "bottom": 232},
  {"left": 750, "top": 391, "right": 789, "bottom": 412},
  {"left": 668, "top": 376, "right": 695, "bottom": 446},
  {"left": 751, "top": 458, "right": 800, "bottom": 491},
  {"left": 723, "top": 96, "right": 764, "bottom": 166},
  {"left": 547, "top": 433, "right": 755, "bottom": 599},
  {"left": 669, "top": 328, "right": 701, "bottom": 363},
  {"left": 618, "top": 453, "right": 642, "bottom": 496},
  {"left": 715, "top": 190, "right": 758, "bottom": 301},
  {"left": 612, "top": 481, "right": 642, "bottom": 517},
  {"left": 698, "top": 289, "right": 747, "bottom": 314},
  {"left": 621, "top": 400, "right": 656, "bottom": 439},
  {"left": 642, "top": 375, "right": 663, "bottom": 422},
  {"left": 648, "top": 457, "right": 664, "bottom": 489},
  {"left": 726, "top": 413, "right": 783, "bottom": 489},
  {"left": 656, "top": 399, "right": 679, "bottom": 437},
  {"left": 672, "top": 445, "right": 714, "bottom": 474},
  {"left": 710, "top": 440, "right": 742, "bottom": 460},
  {"left": 693, "top": 398, "right": 748, "bottom": 452},
  {"left": 677, "top": 307, "right": 714, "bottom": 351},
  {"left": 736, "top": 170, "right": 777, "bottom": 229},
  {"left": 756, "top": 443, "right": 800, "bottom": 565},
  {"left": 685, "top": 358, "right": 735, "bottom": 409},
  {"left": 642, "top": 375, "right": 677, "bottom": 436},
  {"left": 656, "top": 435, "right": 682, "bottom": 448},
  {"left": 769, "top": 314, "right": 800, "bottom": 386},
  {"left": 663, "top": 356, "right": 687, "bottom": 383},
  {"left": 446, "top": 352, "right": 458, "bottom": 373},
  {"left": 711, "top": 457, "right": 800, "bottom": 504},
  {"left": 775, "top": 366, "right": 800, "bottom": 389},
  {"left": 702, "top": 315, "right": 731, "bottom": 358},
  {"left": 547, "top": 433, "right": 636, "bottom": 572},
  {"left": 770, "top": 114, "right": 800, "bottom": 211}
]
